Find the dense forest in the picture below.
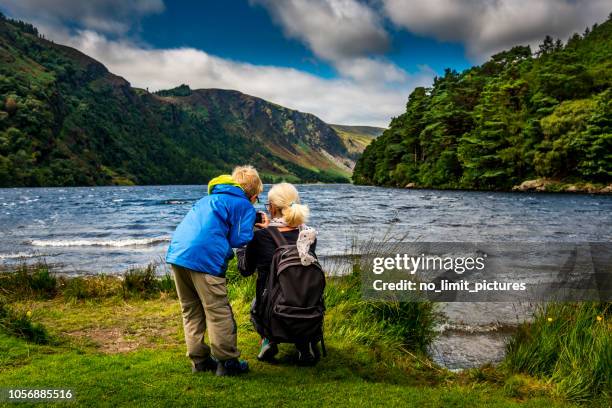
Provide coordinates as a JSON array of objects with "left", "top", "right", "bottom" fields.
[
  {"left": 353, "top": 15, "right": 612, "bottom": 192},
  {"left": 0, "top": 14, "right": 356, "bottom": 187}
]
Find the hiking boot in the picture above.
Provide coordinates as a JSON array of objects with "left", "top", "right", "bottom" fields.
[
  {"left": 192, "top": 356, "right": 217, "bottom": 373},
  {"left": 257, "top": 338, "right": 278, "bottom": 362},
  {"left": 216, "top": 358, "right": 249, "bottom": 376}
]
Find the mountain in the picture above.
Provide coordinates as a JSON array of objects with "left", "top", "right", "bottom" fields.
[
  {"left": 330, "top": 124, "right": 384, "bottom": 138},
  {"left": 0, "top": 14, "right": 354, "bottom": 187},
  {"left": 329, "top": 124, "right": 383, "bottom": 157},
  {"left": 154, "top": 85, "right": 355, "bottom": 177},
  {"left": 353, "top": 16, "right": 612, "bottom": 192}
]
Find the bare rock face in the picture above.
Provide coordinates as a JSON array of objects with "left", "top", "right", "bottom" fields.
[
  {"left": 599, "top": 185, "right": 612, "bottom": 194},
  {"left": 514, "top": 179, "right": 612, "bottom": 194},
  {"left": 512, "top": 179, "right": 553, "bottom": 192},
  {"left": 565, "top": 185, "right": 579, "bottom": 193}
]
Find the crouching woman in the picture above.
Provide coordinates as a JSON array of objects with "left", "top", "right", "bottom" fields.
[{"left": 237, "top": 182, "right": 324, "bottom": 365}]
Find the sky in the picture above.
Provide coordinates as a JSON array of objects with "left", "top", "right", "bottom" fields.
[{"left": 0, "top": 0, "right": 610, "bottom": 127}]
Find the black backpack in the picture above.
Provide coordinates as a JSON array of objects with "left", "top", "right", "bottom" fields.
[{"left": 253, "top": 227, "right": 327, "bottom": 355}]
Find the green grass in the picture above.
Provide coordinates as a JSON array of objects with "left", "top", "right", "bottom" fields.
[
  {"left": 0, "top": 262, "right": 584, "bottom": 407},
  {"left": 504, "top": 302, "right": 611, "bottom": 404},
  {"left": 0, "top": 261, "right": 57, "bottom": 299},
  {"left": 0, "top": 298, "right": 49, "bottom": 344},
  {"left": 0, "top": 336, "right": 574, "bottom": 407}
]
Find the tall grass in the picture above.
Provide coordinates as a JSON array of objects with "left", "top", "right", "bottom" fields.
[
  {"left": 122, "top": 264, "right": 161, "bottom": 298},
  {"left": 504, "top": 302, "right": 611, "bottom": 403},
  {"left": 0, "top": 297, "right": 50, "bottom": 344},
  {"left": 60, "top": 275, "right": 122, "bottom": 300},
  {"left": 0, "top": 261, "right": 57, "bottom": 299},
  {"left": 323, "top": 268, "right": 440, "bottom": 354},
  {"left": 0, "top": 262, "right": 177, "bottom": 301}
]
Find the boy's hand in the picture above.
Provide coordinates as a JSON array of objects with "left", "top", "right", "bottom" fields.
[{"left": 254, "top": 211, "right": 270, "bottom": 229}]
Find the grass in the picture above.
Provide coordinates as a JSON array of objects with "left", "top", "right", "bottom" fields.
[
  {"left": 0, "top": 297, "right": 50, "bottom": 344},
  {"left": 0, "top": 262, "right": 590, "bottom": 407},
  {"left": 504, "top": 302, "right": 611, "bottom": 404},
  {"left": 0, "top": 261, "right": 57, "bottom": 299}
]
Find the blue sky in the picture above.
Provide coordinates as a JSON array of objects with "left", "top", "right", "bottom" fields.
[
  {"left": 0, "top": 0, "right": 608, "bottom": 126},
  {"left": 137, "top": 0, "right": 471, "bottom": 78}
]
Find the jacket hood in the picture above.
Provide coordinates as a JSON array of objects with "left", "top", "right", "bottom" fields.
[{"left": 207, "top": 175, "right": 246, "bottom": 198}]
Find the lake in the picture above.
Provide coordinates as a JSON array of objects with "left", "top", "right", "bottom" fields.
[{"left": 1, "top": 184, "right": 611, "bottom": 369}]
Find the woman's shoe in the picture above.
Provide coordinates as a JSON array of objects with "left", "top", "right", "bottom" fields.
[{"left": 257, "top": 338, "right": 279, "bottom": 361}]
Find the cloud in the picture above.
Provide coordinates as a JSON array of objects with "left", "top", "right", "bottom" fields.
[
  {"left": 0, "top": 0, "right": 435, "bottom": 126},
  {"left": 382, "top": 0, "right": 611, "bottom": 60},
  {"left": 45, "top": 29, "right": 434, "bottom": 127},
  {"left": 251, "top": 0, "right": 389, "bottom": 61},
  {"left": 251, "top": 0, "right": 413, "bottom": 84},
  {"left": 0, "top": 0, "right": 164, "bottom": 34}
]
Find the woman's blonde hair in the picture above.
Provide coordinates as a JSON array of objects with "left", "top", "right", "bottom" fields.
[
  {"left": 232, "top": 165, "right": 263, "bottom": 198},
  {"left": 268, "top": 182, "right": 309, "bottom": 227}
]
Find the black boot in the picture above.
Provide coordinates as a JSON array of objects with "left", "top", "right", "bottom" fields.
[
  {"left": 215, "top": 358, "right": 249, "bottom": 376},
  {"left": 192, "top": 356, "right": 217, "bottom": 373}
]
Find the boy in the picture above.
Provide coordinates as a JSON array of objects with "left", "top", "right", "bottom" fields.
[{"left": 166, "top": 165, "right": 263, "bottom": 376}]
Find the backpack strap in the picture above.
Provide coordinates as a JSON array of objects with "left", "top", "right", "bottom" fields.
[{"left": 267, "top": 226, "right": 288, "bottom": 248}]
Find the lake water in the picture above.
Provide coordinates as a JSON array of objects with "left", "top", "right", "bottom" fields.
[{"left": 1, "top": 184, "right": 611, "bottom": 369}]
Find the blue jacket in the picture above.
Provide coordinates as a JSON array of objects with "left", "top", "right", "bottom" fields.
[{"left": 166, "top": 180, "right": 256, "bottom": 276}]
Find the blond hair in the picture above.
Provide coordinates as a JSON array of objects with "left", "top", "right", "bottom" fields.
[
  {"left": 268, "top": 182, "right": 309, "bottom": 227},
  {"left": 232, "top": 165, "right": 263, "bottom": 198}
]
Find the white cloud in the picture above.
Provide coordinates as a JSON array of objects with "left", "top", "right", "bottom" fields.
[
  {"left": 0, "top": 0, "right": 438, "bottom": 126},
  {"left": 382, "top": 0, "right": 612, "bottom": 60},
  {"left": 251, "top": 0, "right": 389, "bottom": 61},
  {"left": 46, "top": 29, "right": 433, "bottom": 127},
  {"left": 251, "top": 0, "right": 414, "bottom": 85},
  {"left": 335, "top": 57, "right": 409, "bottom": 83},
  {"left": 0, "top": 0, "right": 164, "bottom": 34}
]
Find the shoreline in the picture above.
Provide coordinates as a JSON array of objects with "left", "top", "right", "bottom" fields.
[{"left": 1, "top": 180, "right": 611, "bottom": 195}]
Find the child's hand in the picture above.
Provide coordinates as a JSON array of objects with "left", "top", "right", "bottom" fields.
[{"left": 255, "top": 211, "right": 270, "bottom": 229}]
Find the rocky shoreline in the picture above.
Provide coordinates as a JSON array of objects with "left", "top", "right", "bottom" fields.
[
  {"left": 511, "top": 179, "right": 612, "bottom": 194},
  {"left": 402, "top": 179, "right": 612, "bottom": 194}
]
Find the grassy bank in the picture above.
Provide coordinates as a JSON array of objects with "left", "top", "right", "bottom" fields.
[
  {"left": 0, "top": 262, "right": 602, "bottom": 407},
  {"left": 504, "top": 303, "right": 611, "bottom": 403}
]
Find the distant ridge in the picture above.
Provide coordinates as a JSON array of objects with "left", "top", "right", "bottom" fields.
[
  {"left": 0, "top": 15, "right": 359, "bottom": 187},
  {"left": 329, "top": 124, "right": 384, "bottom": 138},
  {"left": 329, "top": 124, "right": 383, "bottom": 157}
]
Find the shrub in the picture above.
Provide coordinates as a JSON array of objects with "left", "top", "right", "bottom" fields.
[
  {"left": 504, "top": 302, "right": 611, "bottom": 403},
  {"left": 0, "top": 297, "right": 50, "bottom": 344}
]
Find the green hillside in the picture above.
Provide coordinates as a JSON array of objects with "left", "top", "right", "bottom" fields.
[
  {"left": 0, "top": 15, "right": 352, "bottom": 187},
  {"left": 330, "top": 124, "right": 383, "bottom": 157},
  {"left": 353, "top": 16, "right": 612, "bottom": 192}
]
